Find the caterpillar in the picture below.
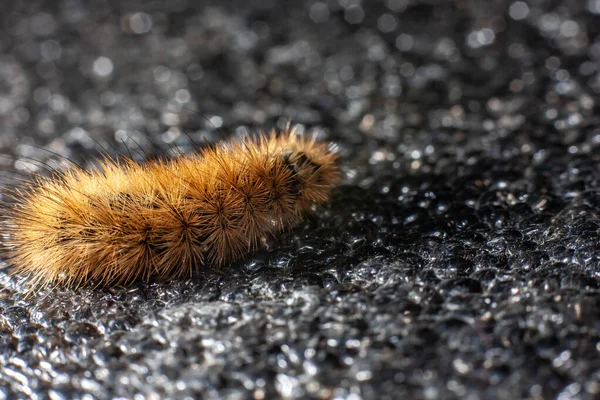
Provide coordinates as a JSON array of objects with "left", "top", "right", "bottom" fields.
[{"left": 1, "top": 125, "right": 339, "bottom": 290}]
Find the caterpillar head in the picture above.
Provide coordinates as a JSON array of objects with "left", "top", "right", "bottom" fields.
[{"left": 281, "top": 141, "right": 339, "bottom": 206}]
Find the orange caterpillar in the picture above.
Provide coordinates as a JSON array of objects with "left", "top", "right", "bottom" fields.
[{"left": 2, "top": 126, "right": 339, "bottom": 289}]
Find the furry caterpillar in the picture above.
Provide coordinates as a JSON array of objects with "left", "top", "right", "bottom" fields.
[{"left": 2, "top": 126, "right": 339, "bottom": 289}]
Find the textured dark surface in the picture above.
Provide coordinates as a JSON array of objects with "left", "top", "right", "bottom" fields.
[{"left": 1, "top": 0, "right": 600, "bottom": 399}]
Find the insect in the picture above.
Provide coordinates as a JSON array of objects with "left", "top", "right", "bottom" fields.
[{"left": 1, "top": 125, "right": 339, "bottom": 290}]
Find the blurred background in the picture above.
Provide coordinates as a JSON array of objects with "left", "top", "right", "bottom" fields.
[{"left": 1, "top": 0, "right": 600, "bottom": 399}]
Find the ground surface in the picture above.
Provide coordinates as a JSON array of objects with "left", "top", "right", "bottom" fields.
[{"left": 1, "top": 0, "right": 600, "bottom": 399}]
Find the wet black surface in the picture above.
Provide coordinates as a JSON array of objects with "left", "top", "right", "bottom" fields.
[{"left": 1, "top": 0, "right": 600, "bottom": 399}]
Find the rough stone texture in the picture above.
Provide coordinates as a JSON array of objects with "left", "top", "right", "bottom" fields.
[{"left": 1, "top": 0, "right": 600, "bottom": 399}]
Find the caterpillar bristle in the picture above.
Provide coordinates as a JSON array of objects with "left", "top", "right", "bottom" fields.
[{"left": 0, "top": 126, "right": 339, "bottom": 291}]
